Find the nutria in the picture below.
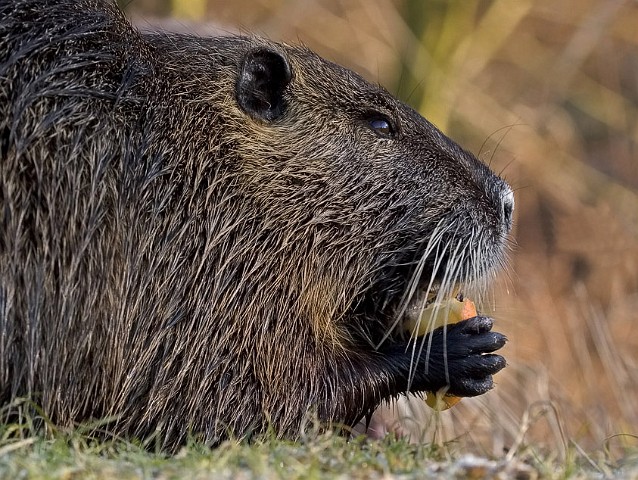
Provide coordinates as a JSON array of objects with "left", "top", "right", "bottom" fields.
[{"left": 0, "top": 0, "right": 514, "bottom": 449}]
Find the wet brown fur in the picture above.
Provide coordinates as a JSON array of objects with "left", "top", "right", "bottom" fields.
[{"left": 0, "top": 0, "right": 513, "bottom": 449}]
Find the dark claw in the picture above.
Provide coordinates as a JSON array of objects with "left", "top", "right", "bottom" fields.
[
  {"left": 453, "top": 375, "right": 495, "bottom": 397},
  {"left": 458, "top": 315, "right": 493, "bottom": 334},
  {"left": 465, "top": 353, "right": 507, "bottom": 376},
  {"left": 466, "top": 332, "right": 507, "bottom": 354},
  {"left": 487, "top": 353, "right": 507, "bottom": 373},
  {"left": 436, "top": 317, "right": 507, "bottom": 356}
]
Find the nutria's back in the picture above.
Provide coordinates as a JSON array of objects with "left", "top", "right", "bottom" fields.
[{"left": 0, "top": 0, "right": 513, "bottom": 449}]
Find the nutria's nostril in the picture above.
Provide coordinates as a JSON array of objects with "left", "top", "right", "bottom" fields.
[{"left": 501, "top": 185, "right": 514, "bottom": 231}]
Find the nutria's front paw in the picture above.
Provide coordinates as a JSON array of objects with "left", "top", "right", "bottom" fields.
[{"left": 426, "top": 315, "right": 507, "bottom": 397}]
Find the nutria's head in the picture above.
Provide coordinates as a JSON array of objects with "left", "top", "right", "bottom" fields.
[{"left": 180, "top": 36, "right": 514, "bottom": 345}]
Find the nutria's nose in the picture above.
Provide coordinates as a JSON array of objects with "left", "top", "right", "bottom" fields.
[{"left": 501, "top": 184, "right": 514, "bottom": 232}]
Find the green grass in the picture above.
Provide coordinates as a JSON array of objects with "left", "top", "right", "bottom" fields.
[{"left": 1, "top": 422, "right": 636, "bottom": 480}]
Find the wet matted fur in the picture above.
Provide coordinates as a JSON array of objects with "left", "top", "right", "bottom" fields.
[{"left": 0, "top": 0, "right": 514, "bottom": 449}]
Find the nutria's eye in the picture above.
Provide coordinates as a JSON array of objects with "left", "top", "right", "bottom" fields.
[{"left": 367, "top": 116, "right": 396, "bottom": 138}]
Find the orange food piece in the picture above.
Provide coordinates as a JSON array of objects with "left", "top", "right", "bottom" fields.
[{"left": 459, "top": 298, "right": 477, "bottom": 322}]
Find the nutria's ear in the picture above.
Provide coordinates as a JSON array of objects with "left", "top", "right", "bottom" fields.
[{"left": 237, "top": 48, "right": 292, "bottom": 121}]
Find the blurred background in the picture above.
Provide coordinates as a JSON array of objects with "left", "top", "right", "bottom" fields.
[{"left": 121, "top": 0, "right": 637, "bottom": 459}]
